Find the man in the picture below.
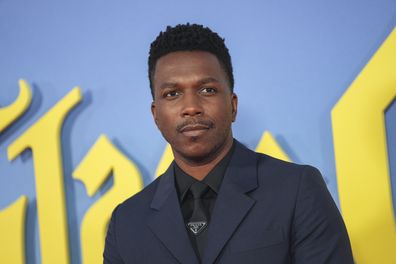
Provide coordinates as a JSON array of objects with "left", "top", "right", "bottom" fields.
[{"left": 104, "top": 23, "right": 354, "bottom": 263}]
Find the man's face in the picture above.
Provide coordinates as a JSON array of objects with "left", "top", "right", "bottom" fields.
[{"left": 151, "top": 51, "right": 237, "bottom": 163}]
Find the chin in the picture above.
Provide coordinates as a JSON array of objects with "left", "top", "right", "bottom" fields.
[
  {"left": 184, "top": 144, "right": 210, "bottom": 157},
  {"left": 177, "top": 143, "right": 213, "bottom": 161},
  {"left": 180, "top": 144, "right": 221, "bottom": 162}
]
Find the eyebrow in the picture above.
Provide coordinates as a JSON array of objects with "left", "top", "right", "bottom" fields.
[
  {"left": 159, "top": 77, "right": 220, "bottom": 90},
  {"left": 159, "top": 82, "right": 178, "bottom": 90},
  {"left": 197, "top": 77, "right": 219, "bottom": 86}
]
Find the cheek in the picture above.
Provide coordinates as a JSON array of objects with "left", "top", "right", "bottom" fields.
[
  {"left": 211, "top": 111, "right": 233, "bottom": 129},
  {"left": 155, "top": 110, "right": 176, "bottom": 132},
  {"left": 156, "top": 115, "right": 168, "bottom": 129},
  {"left": 218, "top": 102, "right": 234, "bottom": 120}
]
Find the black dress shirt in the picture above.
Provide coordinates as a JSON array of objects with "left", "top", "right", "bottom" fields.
[{"left": 174, "top": 141, "right": 235, "bottom": 260}]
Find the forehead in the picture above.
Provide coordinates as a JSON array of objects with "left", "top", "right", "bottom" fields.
[{"left": 153, "top": 51, "right": 228, "bottom": 85}]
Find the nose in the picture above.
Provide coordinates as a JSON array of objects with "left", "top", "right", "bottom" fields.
[{"left": 181, "top": 92, "right": 203, "bottom": 117}]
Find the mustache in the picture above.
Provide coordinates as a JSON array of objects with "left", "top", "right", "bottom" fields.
[{"left": 176, "top": 119, "right": 214, "bottom": 132}]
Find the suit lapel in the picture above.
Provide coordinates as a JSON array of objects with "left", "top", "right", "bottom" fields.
[
  {"left": 202, "top": 142, "right": 259, "bottom": 264},
  {"left": 148, "top": 162, "right": 199, "bottom": 264}
]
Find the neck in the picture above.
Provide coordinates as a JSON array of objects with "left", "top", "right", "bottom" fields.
[{"left": 173, "top": 137, "right": 234, "bottom": 181}]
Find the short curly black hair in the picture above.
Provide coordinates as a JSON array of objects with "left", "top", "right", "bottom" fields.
[{"left": 148, "top": 23, "right": 234, "bottom": 98}]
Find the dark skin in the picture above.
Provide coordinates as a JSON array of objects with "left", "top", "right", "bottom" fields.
[{"left": 151, "top": 51, "right": 238, "bottom": 180}]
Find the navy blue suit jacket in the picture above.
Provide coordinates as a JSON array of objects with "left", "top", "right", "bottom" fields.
[{"left": 104, "top": 141, "right": 354, "bottom": 263}]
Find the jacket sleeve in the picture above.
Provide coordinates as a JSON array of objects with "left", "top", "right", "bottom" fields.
[
  {"left": 291, "top": 166, "right": 354, "bottom": 263},
  {"left": 103, "top": 205, "right": 124, "bottom": 264}
]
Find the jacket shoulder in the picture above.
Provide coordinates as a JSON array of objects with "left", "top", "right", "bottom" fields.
[{"left": 246, "top": 148, "right": 327, "bottom": 201}]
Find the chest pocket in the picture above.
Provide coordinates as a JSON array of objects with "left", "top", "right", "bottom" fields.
[{"left": 229, "top": 227, "right": 284, "bottom": 253}]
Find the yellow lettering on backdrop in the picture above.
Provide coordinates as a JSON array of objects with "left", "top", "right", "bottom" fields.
[
  {"left": 155, "top": 143, "right": 173, "bottom": 177},
  {"left": 73, "top": 135, "right": 143, "bottom": 264},
  {"left": 332, "top": 28, "right": 396, "bottom": 263},
  {"left": 255, "top": 131, "right": 291, "bottom": 162},
  {"left": 7, "top": 87, "right": 82, "bottom": 264},
  {"left": 0, "top": 79, "right": 32, "bottom": 132},
  {"left": 0, "top": 196, "right": 28, "bottom": 264}
]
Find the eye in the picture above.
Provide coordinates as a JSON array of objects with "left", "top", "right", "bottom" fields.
[
  {"left": 164, "top": 90, "right": 180, "bottom": 98},
  {"left": 200, "top": 87, "right": 217, "bottom": 94}
]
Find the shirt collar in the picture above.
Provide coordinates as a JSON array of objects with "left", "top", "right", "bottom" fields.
[{"left": 174, "top": 140, "right": 236, "bottom": 201}]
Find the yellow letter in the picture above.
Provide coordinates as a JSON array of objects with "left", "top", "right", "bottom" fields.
[
  {"left": 73, "top": 135, "right": 143, "bottom": 264},
  {"left": 0, "top": 196, "right": 28, "bottom": 264},
  {"left": 332, "top": 28, "right": 396, "bottom": 263},
  {"left": 0, "top": 79, "right": 32, "bottom": 132},
  {"left": 155, "top": 143, "right": 173, "bottom": 177},
  {"left": 7, "top": 88, "right": 82, "bottom": 264},
  {"left": 255, "top": 131, "right": 291, "bottom": 162}
]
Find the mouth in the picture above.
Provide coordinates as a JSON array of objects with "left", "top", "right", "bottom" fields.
[
  {"left": 180, "top": 124, "right": 210, "bottom": 137},
  {"left": 177, "top": 120, "right": 213, "bottom": 138}
]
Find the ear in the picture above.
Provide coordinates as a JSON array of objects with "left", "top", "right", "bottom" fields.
[
  {"left": 151, "top": 101, "right": 159, "bottom": 127},
  {"left": 231, "top": 93, "right": 238, "bottom": 122}
]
